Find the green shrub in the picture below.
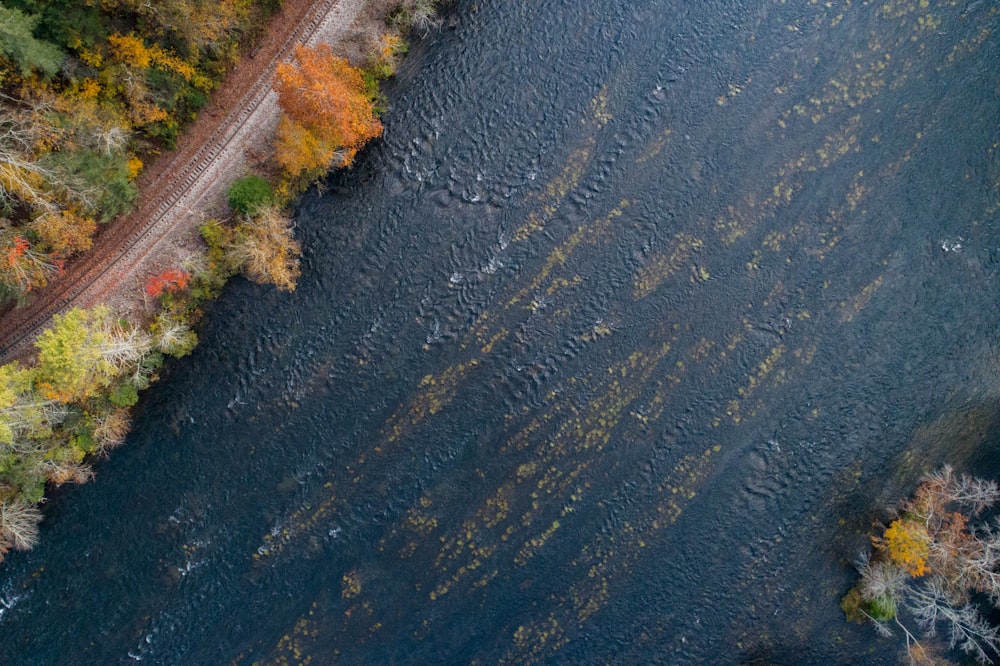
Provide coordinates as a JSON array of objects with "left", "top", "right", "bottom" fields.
[
  {"left": 863, "top": 593, "right": 897, "bottom": 622},
  {"left": 227, "top": 175, "right": 273, "bottom": 216},
  {"left": 108, "top": 382, "right": 139, "bottom": 407},
  {"left": 144, "top": 118, "right": 181, "bottom": 149},
  {"left": 71, "top": 430, "right": 96, "bottom": 454}
]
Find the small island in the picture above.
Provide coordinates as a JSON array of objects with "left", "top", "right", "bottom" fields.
[{"left": 845, "top": 466, "right": 1000, "bottom": 664}]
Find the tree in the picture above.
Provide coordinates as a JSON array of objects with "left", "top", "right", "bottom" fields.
[
  {"left": 227, "top": 175, "right": 272, "bottom": 215},
  {"left": 104, "top": 0, "right": 246, "bottom": 52},
  {"left": 273, "top": 43, "right": 382, "bottom": 175},
  {"left": 387, "top": 0, "right": 442, "bottom": 35},
  {"left": 150, "top": 312, "right": 198, "bottom": 357},
  {"left": 0, "top": 305, "right": 154, "bottom": 519},
  {"left": 34, "top": 306, "right": 114, "bottom": 402},
  {"left": 274, "top": 114, "right": 338, "bottom": 178},
  {"left": 91, "top": 407, "right": 130, "bottom": 453},
  {"left": 0, "top": 363, "right": 34, "bottom": 445},
  {"left": 229, "top": 204, "right": 301, "bottom": 291},
  {"left": 879, "top": 518, "right": 931, "bottom": 577},
  {"left": 0, "top": 6, "right": 64, "bottom": 78},
  {"left": 107, "top": 33, "right": 194, "bottom": 81},
  {"left": 29, "top": 209, "right": 96, "bottom": 257},
  {"left": 0, "top": 360, "right": 73, "bottom": 453},
  {"left": 847, "top": 466, "right": 1000, "bottom": 664},
  {"left": 34, "top": 306, "right": 153, "bottom": 402},
  {"left": 0, "top": 498, "right": 41, "bottom": 551},
  {"left": 0, "top": 101, "right": 63, "bottom": 214},
  {"left": 44, "top": 149, "right": 138, "bottom": 221},
  {"left": 0, "top": 233, "right": 61, "bottom": 294},
  {"left": 0, "top": 96, "right": 133, "bottom": 296},
  {"left": 96, "top": 314, "right": 155, "bottom": 381}
]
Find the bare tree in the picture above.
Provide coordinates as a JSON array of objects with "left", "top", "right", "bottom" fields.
[
  {"left": 408, "top": 0, "right": 442, "bottom": 35},
  {"left": 0, "top": 397, "right": 73, "bottom": 450},
  {"left": 99, "top": 317, "right": 154, "bottom": 373},
  {"left": 0, "top": 102, "right": 60, "bottom": 212},
  {"left": 92, "top": 408, "right": 131, "bottom": 453},
  {"left": 0, "top": 499, "right": 41, "bottom": 551},
  {"left": 228, "top": 204, "right": 301, "bottom": 292},
  {"left": 150, "top": 313, "right": 197, "bottom": 358},
  {"left": 907, "top": 582, "right": 1000, "bottom": 664},
  {"left": 40, "top": 459, "right": 93, "bottom": 486},
  {"left": 922, "top": 466, "right": 1000, "bottom": 516},
  {"left": 0, "top": 96, "right": 107, "bottom": 214}
]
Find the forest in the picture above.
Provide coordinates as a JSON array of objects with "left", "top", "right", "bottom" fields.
[{"left": 0, "top": 0, "right": 440, "bottom": 559}]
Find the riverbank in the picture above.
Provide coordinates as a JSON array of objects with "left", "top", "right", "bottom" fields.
[
  {"left": 0, "top": 0, "right": 441, "bottom": 558},
  {"left": 0, "top": 0, "right": 383, "bottom": 363}
]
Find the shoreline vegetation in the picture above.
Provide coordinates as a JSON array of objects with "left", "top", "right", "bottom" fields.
[
  {"left": 843, "top": 466, "right": 1000, "bottom": 664},
  {"left": 0, "top": 0, "right": 443, "bottom": 560}
]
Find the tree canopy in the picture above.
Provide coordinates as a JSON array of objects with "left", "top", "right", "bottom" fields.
[
  {"left": 0, "top": 0, "right": 280, "bottom": 300},
  {"left": 0, "top": 6, "right": 64, "bottom": 78},
  {"left": 273, "top": 43, "right": 382, "bottom": 176},
  {"left": 34, "top": 305, "right": 115, "bottom": 402},
  {"left": 228, "top": 174, "right": 273, "bottom": 215}
]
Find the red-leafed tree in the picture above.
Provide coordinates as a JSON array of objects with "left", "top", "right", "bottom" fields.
[{"left": 144, "top": 268, "right": 190, "bottom": 297}]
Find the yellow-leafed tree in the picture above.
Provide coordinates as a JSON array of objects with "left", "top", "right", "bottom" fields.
[
  {"left": 877, "top": 518, "right": 930, "bottom": 577},
  {"left": 230, "top": 204, "right": 301, "bottom": 292}
]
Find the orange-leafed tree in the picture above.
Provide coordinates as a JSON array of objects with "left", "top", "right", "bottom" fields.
[
  {"left": 274, "top": 115, "right": 338, "bottom": 179},
  {"left": 273, "top": 44, "right": 382, "bottom": 176}
]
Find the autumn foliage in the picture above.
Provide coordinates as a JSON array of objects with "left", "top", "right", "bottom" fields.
[
  {"left": 0, "top": 305, "right": 173, "bottom": 558},
  {"left": 107, "top": 33, "right": 195, "bottom": 81},
  {"left": 235, "top": 212, "right": 300, "bottom": 291},
  {"left": 273, "top": 44, "right": 382, "bottom": 176},
  {"left": 849, "top": 466, "right": 1000, "bottom": 664},
  {"left": 0, "top": 0, "right": 282, "bottom": 301},
  {"left": 5, "top": 237, "right": 29, "bottom": 268},
  {"left": 877, "top": 518, "right": 931, "bottom": 577},
  {"left": 144, "top": 268, "right": 191, "bottom": 297},
  {"left": 0, "top": 234, "right": 61, "bottom": 293},
  {"left": 30, "top": 210, "right": 97, "bottom": 258},
  {"left": 208, "top": 204, "right": 301, "bottom": 292}
]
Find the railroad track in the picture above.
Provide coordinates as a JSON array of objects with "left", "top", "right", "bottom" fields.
[{"left": 0, "top": 0, "right": 347, "bottom": 364}]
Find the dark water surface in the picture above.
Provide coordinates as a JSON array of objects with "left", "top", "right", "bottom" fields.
[{"left": 3, "top": 0, "right": 1000, "bottom": 663}]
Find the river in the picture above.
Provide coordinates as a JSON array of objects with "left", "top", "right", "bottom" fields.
[{"left": 2, "top": 0, "right": 999, "bottom": 663}]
